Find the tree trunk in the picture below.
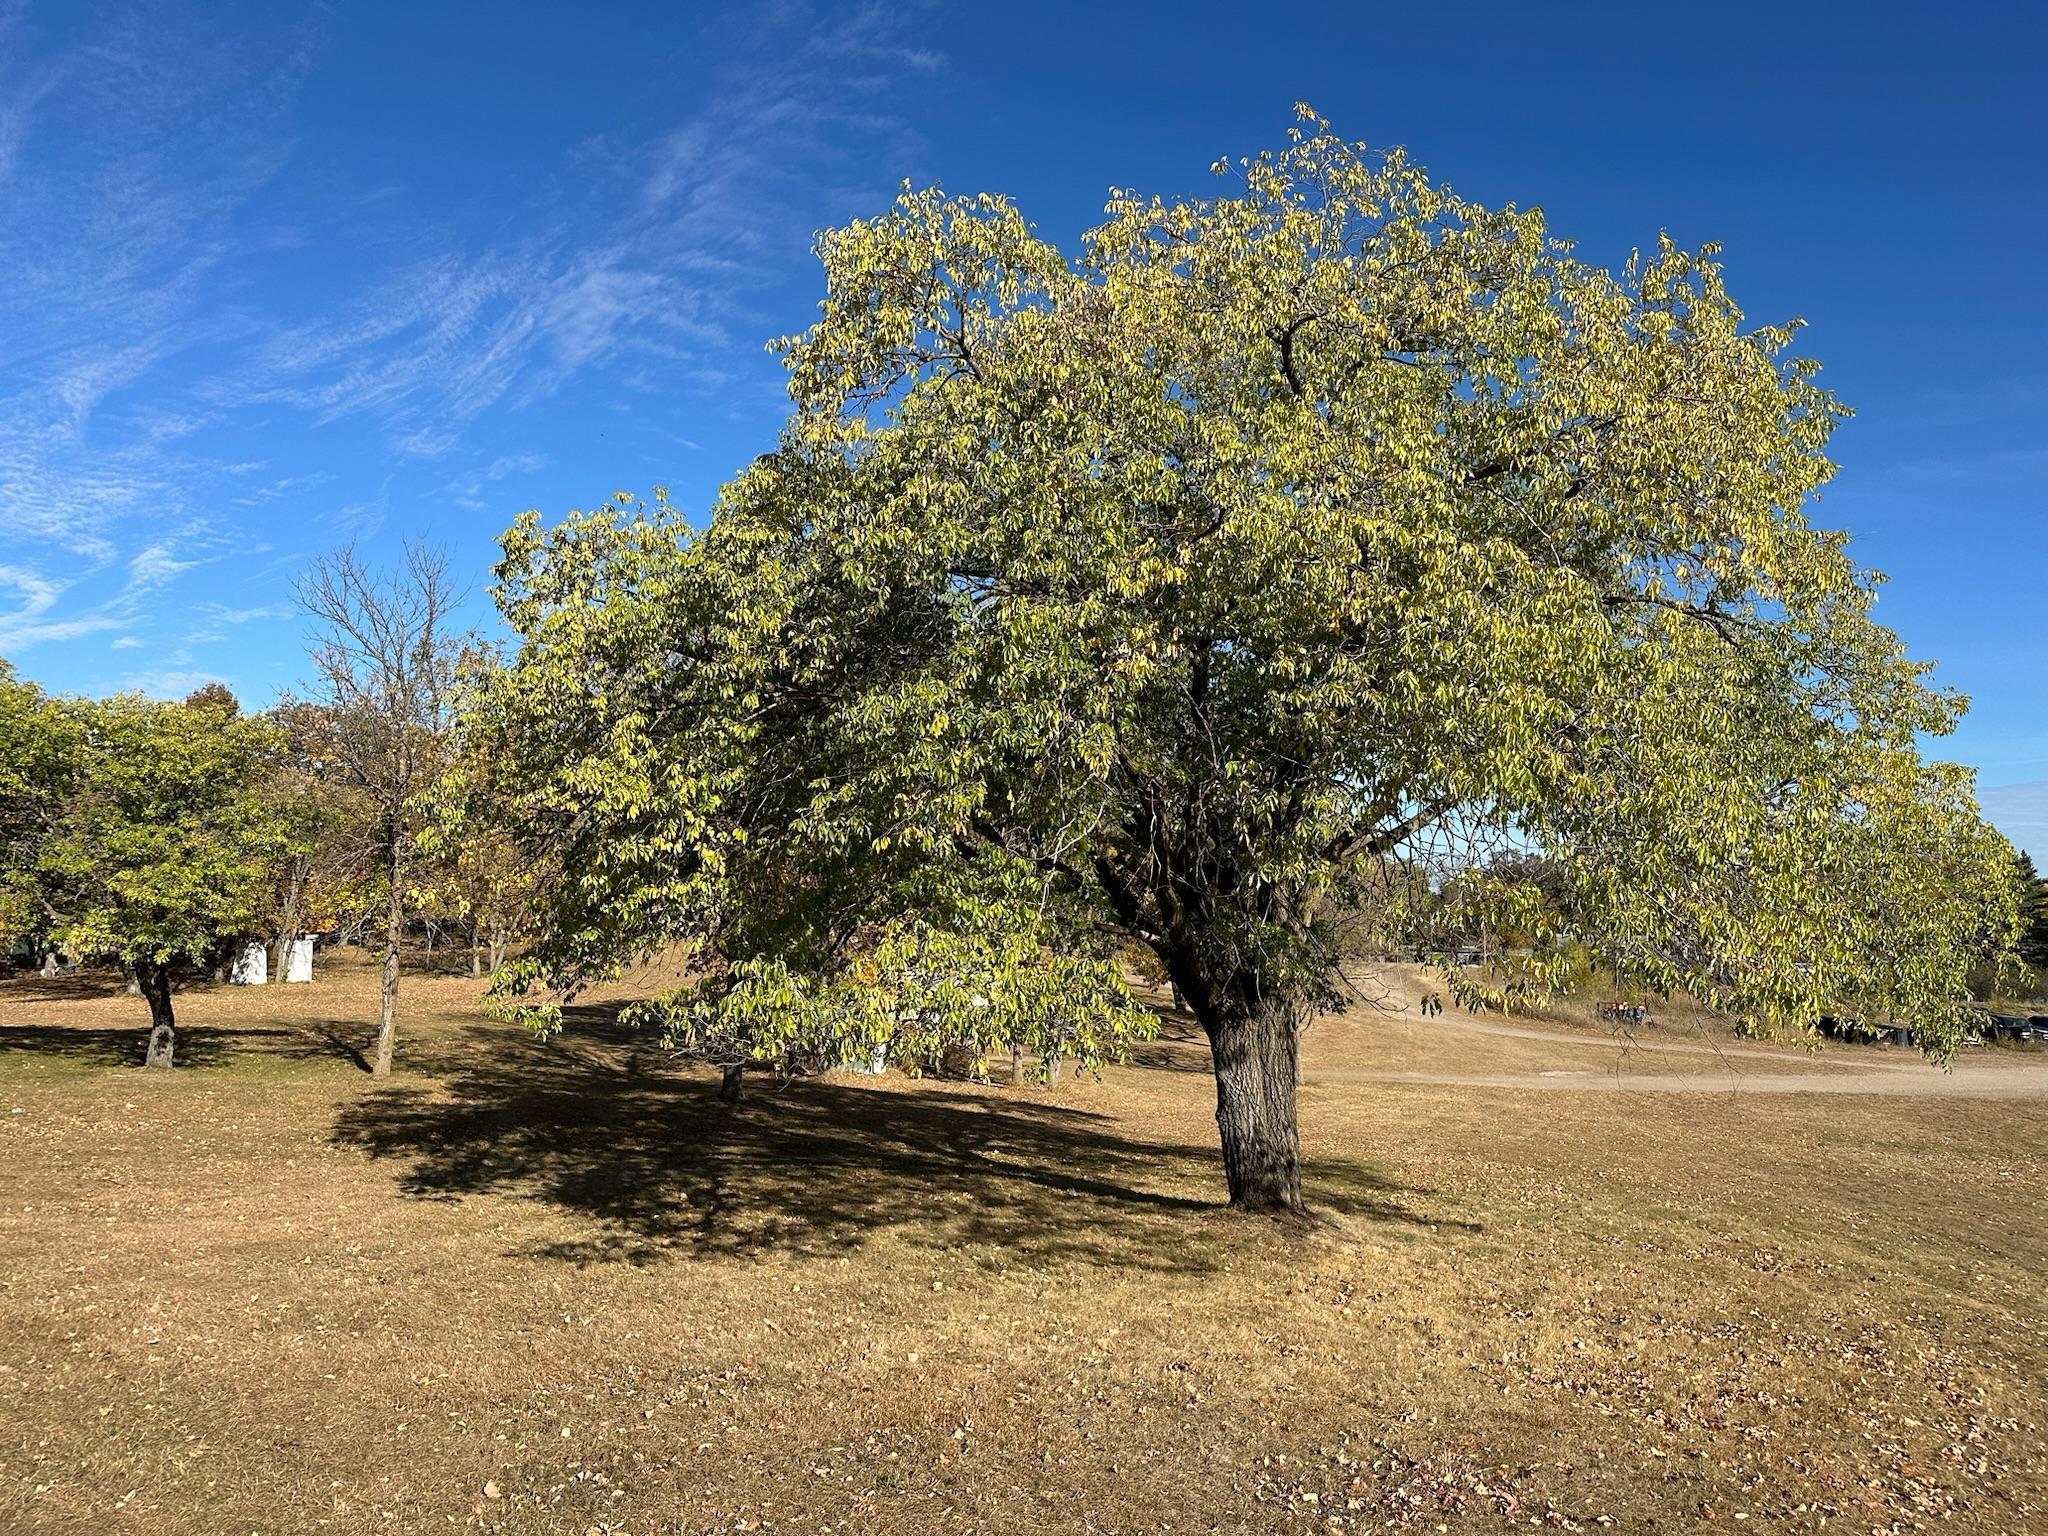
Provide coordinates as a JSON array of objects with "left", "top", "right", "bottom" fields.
[
  {"left": 271, "top": 858, "right": 308, "bottom": 978},
  {"left": 489, "top": 925, "right": 506, "bottom": 974},
  {"left": 372, "top": 833, "right": 401, "bottom": 1078},
  {"left": 470, "top": 931, "right": 483, "bottom": 979},
  {"left": 1202, "top": 991, "right": 1304, "bottom": 1213},
  {"left": 142, "top": 963, "right": 177, "bottom": 1069},
  {"left": 719, "top": 1063, "right": 746, "bottom": 1102}
]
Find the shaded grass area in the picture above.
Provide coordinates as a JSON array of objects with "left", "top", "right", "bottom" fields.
[
  {"left": 330, "top": 1041, "right": 1458, "bottom": 1269},
  {"left": 1, "top": 960, "right": 2045, "bottom": 1534},
  {"left": 0, "top": 1019, "right": 372, "bottom": 1072}
]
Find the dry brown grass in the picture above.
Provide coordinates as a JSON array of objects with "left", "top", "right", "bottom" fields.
[{"left": 2, "top": 955, "right": 2045, "bottom": 1534}]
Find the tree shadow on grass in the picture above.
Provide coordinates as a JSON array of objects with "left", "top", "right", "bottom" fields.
[
  {"left": 0, "top": 971, "right": 136, "bottom": 1004},
  {"left": 329, "top": 1022, "right": 1478, "bottom": 1273},
  {"left": 0, "top": 1021, "right": 230, "bottom": 1068},
  {"left": 1126, "top": 1016, "right": 1215, "bottom": 1075},
  {"left": 0, "top": 1019, "right": 378, "bottom": 1071}
]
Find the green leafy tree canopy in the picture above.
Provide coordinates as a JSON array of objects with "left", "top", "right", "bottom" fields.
[
  {"left": 477, "top": 113, "right": 2020, "bottom": 1210},
  {"left": 0, "top": 679, "right": 281, "bottom": 1065}
]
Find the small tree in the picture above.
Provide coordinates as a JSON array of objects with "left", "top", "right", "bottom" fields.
[
  {"left": 252, "top": 701, "right": 376, "bottom": 976},
  {"left": 427, "top": 815, "right": 543, "bottom": 979},
  {"left": 0, "top": 681, "right": 279, "bottom": 1067},
  {"left": 479, "top": 117, "right": 2020, "bottom": 1211},
  {"left": 416, "top": 649, "right": 552, "bottom": 981},
  {"left": 297, "top": 543, "right": 464, "bottom": 1077}
]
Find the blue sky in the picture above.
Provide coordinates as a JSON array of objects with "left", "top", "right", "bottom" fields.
[{"left": 1, "top": 1, "right": 2042, "bottom": 853}]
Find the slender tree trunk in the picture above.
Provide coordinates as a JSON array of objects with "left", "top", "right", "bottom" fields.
[
  {"left": 372, "top": 832, "right": 401, "bottom": 1078},
  {"left": 142, "top": 963, "right": 177, "bottom": 1069},
  {"left": 489, "top": 924, "right": 506, "bottom": 974},
  {"left": 272, "top": 858, "right": 309, "bottom": 978},
  {"left": 469, "top": 927, "right": 483, "bottom": 979},
  {"left": 719, "top": 1063, "right": 745, "bottom": 1102},
  {"left": 1202, "top": 990, "right": 1305, "bottom": 1214}
]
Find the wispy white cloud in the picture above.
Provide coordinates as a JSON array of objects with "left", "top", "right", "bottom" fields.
[
  {"left": 205, "top": 5, "right": 937, "bottom": 450},
  {"left": 449, "top": 450, "right": 550, "bottom": 511},
  {"left": 179, "top": 600, "right": 295, "bottom": 647},
  {"left": 199, "top": 602, "right": 294, "bottom": 627},
  {"left": 0, "top": 565, "right": 120, "bottom": 648},
  {"left": 0, "top": 1, "right": 940, "bottom": 680},
  {"left": 0, "top": 5, "right": 313, "bottom": 565},
  {"left": 119, "top": 666, "right": 226, "bottom": 700},
  {"left": 1982, "top": 781, "right": 2048, "bottom": 860},
  {"left": 127, "top": 540, "right": 200, "bottom": 590},
  {"left": 0, "top": 522, "right": 218, "bottom": 654}
]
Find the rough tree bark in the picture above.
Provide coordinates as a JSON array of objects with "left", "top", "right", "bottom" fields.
[
  {"left": 1157, "top": 939, "right": 1308, "bottom": 1214},
  {"left": 719, "top": 1063, "right": 746, "bottom": 1102},
  {"left": 141, "top": 963, "right": 177, "bottom": 1070},
  {"left": 1200, "top": 990, "right": 1305, "bottom": 1213},
  {"left": 1093, "top": 838, "right": 1309, "bottom": 1212}
]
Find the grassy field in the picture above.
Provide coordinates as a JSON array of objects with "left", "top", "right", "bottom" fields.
[{"left": 2, "top": 958, "right": 2045, "bottom": 1534}]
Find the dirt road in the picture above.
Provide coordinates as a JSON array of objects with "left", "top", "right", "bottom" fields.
[{"left": 1313, "top": 1007, "right": 2048, "bottom": 1098}]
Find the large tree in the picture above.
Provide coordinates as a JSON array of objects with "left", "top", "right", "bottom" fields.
[
  {"left": 479, "top": 116, "right": 2019, "bottom": 1211},
  {"left": 0, "top": 679, "right": 280, "bottom": 1067}
]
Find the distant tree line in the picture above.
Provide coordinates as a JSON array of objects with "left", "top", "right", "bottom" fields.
[{"left": 2017, "top": 851, "right": 2048, "bottom": 977}]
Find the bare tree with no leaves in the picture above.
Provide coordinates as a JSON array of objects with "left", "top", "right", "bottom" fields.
[{"left": 297, "top": 542, "right": 464, "bottom": 1078}]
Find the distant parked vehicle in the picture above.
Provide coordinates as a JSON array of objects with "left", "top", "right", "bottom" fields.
[{"left": 1597, "top": 1001, "right": 1651, "bottom": 1026}]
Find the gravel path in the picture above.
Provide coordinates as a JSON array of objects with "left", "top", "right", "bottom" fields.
[
  {"left": 1307, "top": 1064, "right": 2048, "bottom": 1097},
  {"left": 1315, "top": 1008, "right": 2048, "bottom": 1098}
]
